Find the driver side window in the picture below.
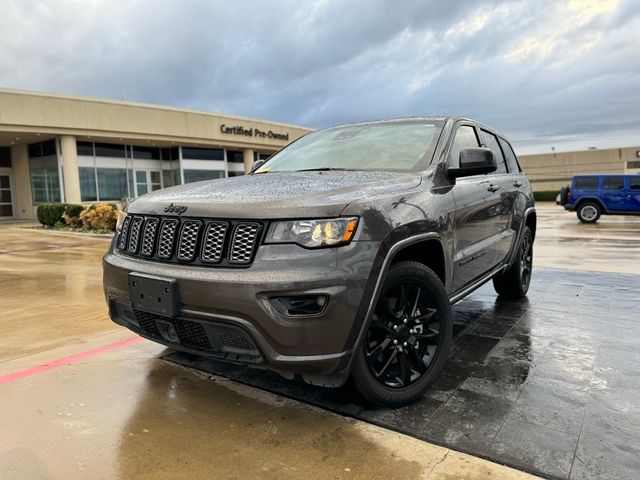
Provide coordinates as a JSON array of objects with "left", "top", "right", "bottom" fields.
[{"left": 449, "top": 125, "right": 479, "bottom": 168}]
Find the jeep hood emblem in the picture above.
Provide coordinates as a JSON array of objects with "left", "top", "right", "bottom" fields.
[{"left": 164, "top": 203, "right": 188, "bottom": 215}]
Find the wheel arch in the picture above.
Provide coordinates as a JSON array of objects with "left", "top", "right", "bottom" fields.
[
  {"left": 390, "top": 238, "right": 447, "bottom": 286},
  {"left": 525, "top": 209, "right": 537, "bottom": 241},
  {"left": 575, "top": 196, "right": 606, "bottom": 212}
]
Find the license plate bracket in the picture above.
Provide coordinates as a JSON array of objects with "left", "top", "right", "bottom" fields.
[{"left": 128, "top": 273, "right": 179, "bottom": 317}]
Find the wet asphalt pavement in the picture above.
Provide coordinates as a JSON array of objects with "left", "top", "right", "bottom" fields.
[
  {"left": 2, "top": 204, "right": 639, "bottom": 479},
  {"left": 168, "top": 267, "right": 640, "bottom": 479}
]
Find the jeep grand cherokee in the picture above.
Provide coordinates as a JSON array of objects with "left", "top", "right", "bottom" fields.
[{"left": 103, "top": 117, "right": 536, "bottom": 407}]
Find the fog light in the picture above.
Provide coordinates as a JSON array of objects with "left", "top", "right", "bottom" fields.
[{"left": 270, "top": 295, "right": 328, "bottom": 316}]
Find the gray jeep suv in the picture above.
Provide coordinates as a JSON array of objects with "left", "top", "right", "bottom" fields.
[{"left": 103, "top": 117, "right": 536, "bottom": 407}]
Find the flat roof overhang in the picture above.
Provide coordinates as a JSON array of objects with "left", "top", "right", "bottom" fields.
[{"left": 0, "top": 88, "right": 312, "bottom": 150}]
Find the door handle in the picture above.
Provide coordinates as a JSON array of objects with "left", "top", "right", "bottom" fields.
[
  {"left": 488, "top": 184, "right": 500, "bottom": 192},
  {"left": 513, "top": 181, "right": 523, "bottom": 188}
]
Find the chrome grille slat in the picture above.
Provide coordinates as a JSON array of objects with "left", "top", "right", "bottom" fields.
[
  {"left": 140, "top": 217, "right": 159, "bottom": 257},
  {"left": 157, "top": 219, "right": 179, "bottom": 259},
  {"left": 127, "top": 216, "right": 144, "bottom": 253},
  {"left": 117, "top": 216, "right": 260, "bottom": 267},
  {"left": 177, "top": 220, "right": 202, "bottom": 262},
  {"left": 117, "top": 215, "right": 132, "bottom": 250},
  {"left": 201, "top": 222, "right": 228, "bottom": 263},
  {"left": 229, "top": 223, "right": 260, "bottom": 264}
]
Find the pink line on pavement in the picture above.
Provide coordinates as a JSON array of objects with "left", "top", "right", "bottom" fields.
[{"left": 0, "top": 336, "right": 144, "bottom": 385}]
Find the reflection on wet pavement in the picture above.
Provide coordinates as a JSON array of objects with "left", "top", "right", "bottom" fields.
[
  {"left": 0, "top": 227, "right": 114, "bottom": 361},
  {"left": 169, "top": 268, "right": 640, "bottom": 480}
]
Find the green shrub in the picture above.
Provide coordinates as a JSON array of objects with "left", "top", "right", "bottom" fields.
[
  {"left": 533, "top": 191, "right": 559, "bottom": 202},
  {"left": 36, "top": 203, "right": 68, "bottom": 227},
  {"left": 64, "top": 204, "right": 84, "bottom": 218}
]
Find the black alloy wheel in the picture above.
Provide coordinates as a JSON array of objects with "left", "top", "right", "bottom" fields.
[
  {"left": 493, "top": 226, "right": 533, "bottom": 299},
  {"left": 519, "top": 228, "right": 533, "bottom": 292},
  {"left": 352, "top": 261, "right": 452, "bottom": 407},
  {"left": 366, "top": 282, "right": 441, "bottom": 388}
]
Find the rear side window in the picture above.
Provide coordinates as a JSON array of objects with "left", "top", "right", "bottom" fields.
[
  {"left": 629, "top": 177, "right": 640, "bottom": 190},
  {"left": 575, "top": 177, "right": 598, "bottom": 190},
  {"left": 604, "top": 176, "right": 624, "bottom": 190},
  {"left": 498, "top": 138, "right": 521, "bottom": 173},
  {"left": 480, "top": 130, "right": 507, "bottom": 174},
  {"left": 449, "top": 125, "right": 479, "bottom": 168}
]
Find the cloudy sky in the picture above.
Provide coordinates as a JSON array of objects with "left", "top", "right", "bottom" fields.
[{"left": 1, "top": 0, "right": 638, "bottom": 153}]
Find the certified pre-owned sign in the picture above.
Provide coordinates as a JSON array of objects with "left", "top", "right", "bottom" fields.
[{"left": 220, "top": 124, "right": 289, "bottom": 141}]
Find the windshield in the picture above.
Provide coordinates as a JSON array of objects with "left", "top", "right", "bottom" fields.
[{"left": 257, "top": 120, "right": 444, "bottom": 173}]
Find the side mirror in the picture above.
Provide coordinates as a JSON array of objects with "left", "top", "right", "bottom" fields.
[
  {"left": 448, "top": 147, "right": 497, "bottom": 179},
  {"left": 250, "top": 159, "right": 267, "bottom": 173}
]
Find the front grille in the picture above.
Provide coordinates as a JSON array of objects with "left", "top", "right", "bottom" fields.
[{"left": 117, "top": 215, "right": 262, "bottom": 267}]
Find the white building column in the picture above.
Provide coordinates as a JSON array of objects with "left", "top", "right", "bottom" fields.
[
  {"left": 59, "top": 135, "right": 81, "bottom": 204},
  {"left": 10, "top": 144, "right": 34, "bottom": 219},
  {"left": 243, "top": 148, "right": 254, "bottom": 174}
]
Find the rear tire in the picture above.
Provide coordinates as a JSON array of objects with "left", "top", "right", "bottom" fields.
[
  {"left": 351, "top": 261, "right": 452, "bottom": 407},
  {"left": 577, "top": 202, "right": 601, "bottom": 223},
  {"left": 493, "top": 226, "right": 533, "bottom": 299}
]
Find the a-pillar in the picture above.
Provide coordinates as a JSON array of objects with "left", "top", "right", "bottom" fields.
[
  {"left": 243, "top": 148, "right": 254, "bottom": 174},
  {"left": 59, "top": 135, "right": 81, "bottom": 204},
  {"left": 10, "top": 144, "right": 34, "bottom": 219}
]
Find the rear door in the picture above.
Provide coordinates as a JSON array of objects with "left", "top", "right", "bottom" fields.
[
  {"left": 627, "top": 176, "right": 640, "bottom": 212},
  {"left": 478, "top": 130, "right": 518, "bottom": 264},
  {"left": 450, "top": 123, "right": 505, "bottom": 292},
  {"left": 601, "top": 176, "right": 627, "bottom": 211}
]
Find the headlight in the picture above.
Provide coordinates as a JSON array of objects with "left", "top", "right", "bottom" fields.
[
  {"left": 115, "top": 211, "right": 128, "bottom": 232},
  {"left": 265, "top": 217, "right": 358, "bottom": 248}
]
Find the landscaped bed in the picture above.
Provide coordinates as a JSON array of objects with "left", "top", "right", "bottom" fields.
[{"left": 36, "top": 202, "right": 119, "bottom": 235}]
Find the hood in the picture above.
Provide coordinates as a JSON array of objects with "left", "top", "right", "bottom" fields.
[{"left": 128, "top": 170, "right": 422, "bottom": 219}]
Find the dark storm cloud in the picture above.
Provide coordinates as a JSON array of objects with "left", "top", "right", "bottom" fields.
[{"left": 0, "top": 0, "right": 638, "bottom": 152}]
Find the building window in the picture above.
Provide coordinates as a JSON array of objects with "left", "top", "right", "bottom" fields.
[
  {"left": 77, "top": 141, "right": 94, "bottom": 156},
  {"left": 0, "top": 147, "right": 11, "bottom": 168},
  {"left": 227, "top": 171, "right": 245, "bottom": 177},
  {"left": 183, "top": 170, "right": 224, "bottom": 184},
  {"left": 79, "top": 167, "right": 97, "bottom": 202},
  {"left": 29, "top": 140, "right": 61, "bottom": 203},
  {"left": 132, "top": 146, "right": 161, "bottom": 160},
  {"left": 182, "top": 147, "right": 224, "bottom": 161},
  {"left": 94, "top": 143, "right": 125, "bottom": 158},
  {"left": 227, "top": 151, "right": 244, "bottom": 163},
  {"left": 97, "top": 168, "right": 128, "bottom": 201},
  {"left": 627, "top": 160, "right": 640, "bottom": 169}
]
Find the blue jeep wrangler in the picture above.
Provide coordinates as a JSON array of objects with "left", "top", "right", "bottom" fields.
[{"left": 560, "top": 174, "right": 640, "bottom": 223}]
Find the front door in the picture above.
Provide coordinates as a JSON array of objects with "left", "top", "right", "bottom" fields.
[
  {"left": 134, "top": 170, "right": 162, "bottom": 197},
  {"left": 0, "top": 172, "right": 14, "bottom": 219}
]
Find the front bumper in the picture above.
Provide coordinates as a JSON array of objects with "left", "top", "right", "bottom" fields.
[{"left": 103, "top": 240, "right": 378, "bottom": 385}]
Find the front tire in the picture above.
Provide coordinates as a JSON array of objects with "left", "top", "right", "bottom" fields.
[
  {"left": 493, "top": 226, "right": 533, "bottom": 299},
  {"left": 351, "top": 261, "right": 452, "bottom": 407},
  {"left": 577, "top": 202, "right": 601, "bottom": 223}
]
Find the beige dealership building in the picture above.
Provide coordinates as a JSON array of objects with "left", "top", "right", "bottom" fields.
[
  {"left": 520, "top": 146, "right": 640, "bottom": 191},
  {"left": 0, "top": 88, "right": 638, "bottom": 220},
  {"left": 0, "top": 89, "right": 311, "bottom": 220}
]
